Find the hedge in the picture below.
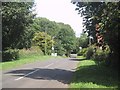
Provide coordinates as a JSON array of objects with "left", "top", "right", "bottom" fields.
[{"left": 2, "top": 49, "right": 19, "bottom": 62}]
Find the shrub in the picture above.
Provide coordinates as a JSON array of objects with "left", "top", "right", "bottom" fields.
[
  {"left": 2, "top": 49, "right": 19, "bottom": 62},
  {"left": 92, "top": 48, "right": 110, "bottom": 62},
  {"left": 19, "top": 46, "right": 43, "bottom": 58},
  {"left": 77, "top": 48, "right": 87, "bottom": 56},
  {"left": 85, "top": 46, "right": 94, "bottom": 59}
]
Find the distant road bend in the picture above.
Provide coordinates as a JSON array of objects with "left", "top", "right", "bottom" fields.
[{"left": 2, "top": 57, "right": 79, "bottom": 88}]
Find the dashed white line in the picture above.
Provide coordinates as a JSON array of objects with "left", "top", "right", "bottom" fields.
[
  {"left": 44, "top": 63, "right": 54, "bottom": 68},
  {"left": 15, "top": 63, "right": 54, "bottom": 81}
]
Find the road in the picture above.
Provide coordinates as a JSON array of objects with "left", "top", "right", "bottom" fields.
[{"left": 2, "top": 57, "right": 79, "bottom": 88}]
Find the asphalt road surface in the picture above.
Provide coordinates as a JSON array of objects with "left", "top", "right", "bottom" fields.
[{"left": 2, "top": 57, "right": 79, "bottom": 88}]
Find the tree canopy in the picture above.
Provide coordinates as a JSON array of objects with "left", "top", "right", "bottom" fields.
[
  {"left": 30, "top": 17, "right": 76, "bottom": 56},
  {"left": 2, "top": 2, "right": 35, "bottom": 50},
  {"left": 72, "top": 1, "right": 119, "bottom": 66},
  {"left": 78, "top": 33, "right": 89, "bottom": 48},
  {"left": 32, "top": 32, "right": 54, "bottom": 55},
  {"left": 55, "top": 23, "right": 76, "bottom": 56},
  {"left": 30, "top": 17, "right": 60, "bottom": 37}
]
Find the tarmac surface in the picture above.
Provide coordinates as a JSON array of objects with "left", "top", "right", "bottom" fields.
[{"left": 2, "top": 57, "right": 79, "bottom": 88}]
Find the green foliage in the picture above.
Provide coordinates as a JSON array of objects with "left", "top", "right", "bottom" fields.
[
  {"left": 78, "top": 33, "right": 89, "bottom": 48},
  {"left": 19, "top": 46, "right": 43, "bottom": 58},
  {"left": 32, "top": 32, "right": 54, "bottom": 55},
  {"left": 2, "top": 2, "right": 35, "bottom": 50},
  {"left": 29, "top": 17, "right": 76, "bottom": 56},
  {"left": 92, "top": 46, "right": 111, "bottom": 66},
  {"left": 72, "top": 2, "right": 119, "bottom": 66},
  {"left": 75, "top": 33, "right": 89, "bottom": 54},
  {"left": 92, "top": 48, "right": 109, "bottom": 62},
  {"left": 77, "top": 48, "right": 87, "bottom": 56},
  {"left": 2, "top": 2, "right": 35, "bottom": 61},
  {"left": 2, "top": 49, "right": 19, "bottom": 62},
  {"left": 85, "top": 46, "right": 94, "bottom": 59},
  {"left": 30, "top": 17, "right": 60, "bottom": 37},
  {"left": 54, "top": 40, "right": 66, "bottom": 56},
  {"left": 55, "top": 23, "right": 76, "bottom": 56}
]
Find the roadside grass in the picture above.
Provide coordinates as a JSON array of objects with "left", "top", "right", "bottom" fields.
[
  {"left": 1, "top": 55, "right": 56, "bottom": 70},
  {"left": 70, "top": 56, "right": 119, "bottom": 88},
  {"left": 0, "top": 46, "right": 62, "bottom": 70}
]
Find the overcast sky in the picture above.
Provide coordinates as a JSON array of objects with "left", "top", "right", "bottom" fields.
[{"left": 34, "top": 0, "right": 84, "bottom": 37}]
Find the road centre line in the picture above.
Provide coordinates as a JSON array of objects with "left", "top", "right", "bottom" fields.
[
  {"left": 44, "top": 63, "right": 54, "bottom": 68},
  {"left": 15, "top": 63, "right": 54, "bottom": 81}
]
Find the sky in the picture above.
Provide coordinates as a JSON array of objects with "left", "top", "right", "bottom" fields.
[{"left": 34, "top": 0, "right": 84, "bottom": 37}]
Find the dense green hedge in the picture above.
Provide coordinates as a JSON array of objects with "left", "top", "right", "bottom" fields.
[{"left": 2, "top": 49, "right": 19, "bottom": 62}]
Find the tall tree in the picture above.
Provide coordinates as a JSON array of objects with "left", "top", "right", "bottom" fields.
[
  {"left": 32, "top": 32, "right": 54, "bottom": 55},
  {"left": 2, "top": 2, "right": 35, "bottom": 50},
  {"left": 78, "top": 33, "right": 89, "bottom": 48},
  {"left": 30, "top": 17, "right": 60, "bottom": 37},
  {"left": 72, "top": 1, "right": 119, "bottom": 66},
  {"left": 55, "top": 23, "right": 76, "bottom": 56}
]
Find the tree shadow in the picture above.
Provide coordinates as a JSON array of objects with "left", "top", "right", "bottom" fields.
[
  {"left": 69, "top": 58, "right": 87, "bottom": 61},
  {"left": 5, "top": 68, "right": 74, "bottom": 84},
  {"left": 71, "top": 64, "right": 119, "bottom": 87}
]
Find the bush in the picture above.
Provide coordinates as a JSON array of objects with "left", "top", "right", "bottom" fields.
[
  {"left": 85, "top": 46, "right": 94, "bottom": 59},
  {"left": 77, "top": 48, "right": 87, "bottom": 56},
  {"left": 19, "top": 46, "right": 43, "bottom": 58},
  {"left": 2, "top": 49, "right": 19, "bottom": 62},
  {"left": 92, "top": 48, "right": 110, "bottom": 62}
]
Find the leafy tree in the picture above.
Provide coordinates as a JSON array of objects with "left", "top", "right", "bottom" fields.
[
  {"left": 72, "top": 1, "right": 119, "bottom": 66},
  {"left": 54, "top": 40, "right": 66, "bottom": 56},
  {"left": 30, "top": 17, "right": 60, "bottom": 37},
  {"left": 55, "top": 23, "right": 76, "bottom": 56},
  {"left": 32, "top": 32, "right": 54, "bottom": 55},
  {"left": 74, "top": 33, "right": 89, "bottom": 54},
  {"left": 78, "top": 33, "right": 89, "bottom": 48},
  {"left": 30, "top": 18, "right": 76, "bottom": 56},
  {"left": 2, "top": 2, "right": 35, "bottom": 50}
]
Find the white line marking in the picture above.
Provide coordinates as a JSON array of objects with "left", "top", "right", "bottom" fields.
[
  {"left": 15, "top": 69, "right": 39, "bottom": 81},
  {"left": 15, "top": 63, "right": 54, "bottom": 81},
  {"left": 15, "top": 77, "right": 23, "bottom": 80},
  {"left": 44, "top": 63, "right": 54, "bottom": 68}
]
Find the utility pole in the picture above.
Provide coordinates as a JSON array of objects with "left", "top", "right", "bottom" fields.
[
  {"left": 44, "top": 27, "right": 47, "bottom": 55},
  {"left": 89, "top": 36, "right": 93, "bottom": 45}
]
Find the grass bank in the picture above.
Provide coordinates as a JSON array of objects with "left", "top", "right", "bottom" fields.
[
  {"left": 70, "top": 56, "right": 119, "bottom": 88},
  {"left": 1, "top": 55, "right": 57, "bottom": 70},
  {"left": 0, "top": 46, "right": 62, "bottom": 70}
]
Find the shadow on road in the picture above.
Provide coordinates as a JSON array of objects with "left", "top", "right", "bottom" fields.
[
  {"left": 5, "top": 68, "right": 74, "bottom": 84},
  {"left": 69, "top": 58, "right": 86, "bottom": 61}
]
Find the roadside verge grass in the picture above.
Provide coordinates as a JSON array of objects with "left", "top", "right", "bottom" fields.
[
  {"left": 70, "top": 56, "right": 119, "bottom": 88},
  {"left": 0, "top": 46, "right": 62, "bottom": 70},
  {"left": 1, "top": 55, "right": 59, "bottom": 71}
]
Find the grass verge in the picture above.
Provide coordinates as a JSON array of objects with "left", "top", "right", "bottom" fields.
[
  {"left": 70, "top": 56, "right": 119, "bottom": 88},
  {"left": 1, "top": 54, "right": 61, "bottom": 71},
  {"left": 1, "top": 46, "right": 63, "bottom": 70}
]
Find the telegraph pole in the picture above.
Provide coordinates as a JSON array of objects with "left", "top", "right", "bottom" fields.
[
  {"left": 44, "top": 27, "right": 47, "bottom": 55},
  {"left": 89, "top": 36, "right": 93, "bottom": 45}
]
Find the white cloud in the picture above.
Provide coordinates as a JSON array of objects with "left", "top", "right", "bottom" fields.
[{"left": 34, "top": 0, "right": 83, "bottom": 37}]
